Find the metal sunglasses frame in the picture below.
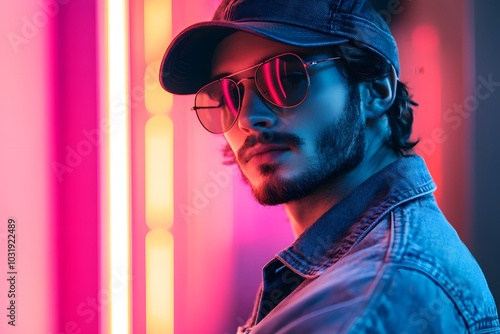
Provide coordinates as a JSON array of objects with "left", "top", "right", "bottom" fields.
[{"left": 192, "top": 52, "right": 341, "bottom": 134}]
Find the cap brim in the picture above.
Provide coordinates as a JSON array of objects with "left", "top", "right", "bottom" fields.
[{"left": 160, "top": 21, "right": 349, "bottom": 95}]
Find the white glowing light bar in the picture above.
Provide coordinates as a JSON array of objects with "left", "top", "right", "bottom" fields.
[{"left": 107, "top": 0, "right": 130, "bottom": 333}]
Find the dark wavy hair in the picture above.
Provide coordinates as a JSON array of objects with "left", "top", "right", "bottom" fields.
[{"left": 334, "top": 42, "right": 419, "bottom": 155}]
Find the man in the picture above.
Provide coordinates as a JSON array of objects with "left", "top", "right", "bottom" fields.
[{"left": 160, "top": 0, "right": 499, "bottom": 332}]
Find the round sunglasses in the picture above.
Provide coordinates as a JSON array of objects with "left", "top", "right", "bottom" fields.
[{"left": 192, "top": 53, "right": 340, "bottom": 134}]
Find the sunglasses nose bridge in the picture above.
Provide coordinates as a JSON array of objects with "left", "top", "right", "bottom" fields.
[{"left": 236, "top": 80, "right": 279, "bottom": 132}]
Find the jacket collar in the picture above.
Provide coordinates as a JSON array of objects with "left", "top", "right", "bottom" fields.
[{"left": 276, "top": 155, "right": 436, "bottom": 278}]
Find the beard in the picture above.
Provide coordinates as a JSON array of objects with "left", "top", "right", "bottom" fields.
[{"left": 236, "top": 86, "right": 366, "bottom": 205}]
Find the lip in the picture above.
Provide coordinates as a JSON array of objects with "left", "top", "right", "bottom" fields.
[{"left": 243, "top": 144, "right": 290, "bottom": 163}]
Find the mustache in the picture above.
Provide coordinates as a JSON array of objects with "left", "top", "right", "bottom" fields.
[{"left": 237, "top": 131, "right": 304, "bottom": 162}]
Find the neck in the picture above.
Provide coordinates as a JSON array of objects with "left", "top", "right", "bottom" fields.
[{"left": 284, "top": 139, "right": 399, "bottom": 238}]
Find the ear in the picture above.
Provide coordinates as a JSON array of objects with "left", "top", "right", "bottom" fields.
[{"left": 359, "top": 66, "right": 397, "bottom": 120}]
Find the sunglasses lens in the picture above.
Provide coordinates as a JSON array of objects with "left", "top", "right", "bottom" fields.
[
  {"left": 194, "top": 54, "right": 310, "bottom": 133},
  {"left": 194, "top": 79, "right": 240, "bottom": 134},
  {"left": 255, "top": 54, "right": 309, "bottom": 107}
]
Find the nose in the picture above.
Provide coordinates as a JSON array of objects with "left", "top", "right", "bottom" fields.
[{"left": 236, "top": 81, "right": 278, "bottom": 132}]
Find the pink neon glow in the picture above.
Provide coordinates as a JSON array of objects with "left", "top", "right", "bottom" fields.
[
  {"left": 222, "top": 80, "right": 238, "bottom": 115},
  {"left": 275, "top": 58, "right": 287, "bottom": 99},
  {"left": 262, "top": 59, "right": 286, "bottom": 105},
  {"left": 218, "top": 80, "right": 237, "bottom": 130},
  {"left": 412, "top": 24, "right": 440, "bottom": 52},
  {"left": 53, "top": 1, "right": 101, "bottom": 333},
  {"left": 410, "top": 24, "right": 443, "bottom": 201},
  {"left": 0, "top": 2, "right": 54, "bottom": 334},
  {"left": 411, "top": 24, "right": 440, "bottom": 53},
  {"left": 130, "top": 0, "right": 147, "bottom": 332}
]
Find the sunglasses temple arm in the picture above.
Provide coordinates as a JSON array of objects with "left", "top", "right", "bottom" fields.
[
  {"left": 304, "top": 56, "right": 340, "bottom": 68},
  {"left": 191, "top": 105, "right": 223, "bottom": 111}
]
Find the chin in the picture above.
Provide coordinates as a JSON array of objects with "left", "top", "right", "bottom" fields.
[
  {"left": 247, "top": 148, "right": 365, "bottom": 206},
  {"left": 239, "top": 164, "right": 287, "bottom": 205},
  {"left": 250, "top": 184, "right": 288, "bottom": 206},
  {"left": 249, "top": 171, "right": 308, "bottom": 206}
]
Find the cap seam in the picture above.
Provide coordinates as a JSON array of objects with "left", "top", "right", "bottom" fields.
[
  {"left": 329, "top": 0, "right": 342, "bottom": 32},
  {"left": 334, "top": 13, "right": 394, "bottom": 40},
  {"left": 224, "top": 0, "right": 238, "bottom": 21}
]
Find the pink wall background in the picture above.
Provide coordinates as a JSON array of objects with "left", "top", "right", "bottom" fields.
[
  {"left": 1, "top": 0, "right": 101, "bottom": 333},
  {"left": 0, "top": 1, "right": 55, "bottom": 333}
]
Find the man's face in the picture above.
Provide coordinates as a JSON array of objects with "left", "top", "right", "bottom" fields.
[{"left": 212, "top": 32, "right": 366, "bottom": 205}]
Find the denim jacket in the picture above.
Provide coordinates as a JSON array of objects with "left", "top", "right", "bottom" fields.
[{"left": 237, "top": 156, "right": 499, "bottom": 333}]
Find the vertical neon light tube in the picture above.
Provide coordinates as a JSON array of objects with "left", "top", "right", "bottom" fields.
[
  {"left": 107, "top": 0, "right": 130, "bottom": 333},
  {"left": 144, "top": 0, "right": 174, "bottom": 332}
]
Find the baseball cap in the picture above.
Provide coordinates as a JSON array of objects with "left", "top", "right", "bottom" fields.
[{"left": 160, "top": 0, "right": 399, "bottom": 95}]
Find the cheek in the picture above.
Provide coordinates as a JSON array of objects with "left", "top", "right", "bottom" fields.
[
  {"left": 291, "top": 95, "right": 343, "bottom": 135},
  {"left": 314, "top": 87, "right": 347, "bottom": 112},
  {"left": 302, "top": 71, "right": 350, "bottom": 120}
]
